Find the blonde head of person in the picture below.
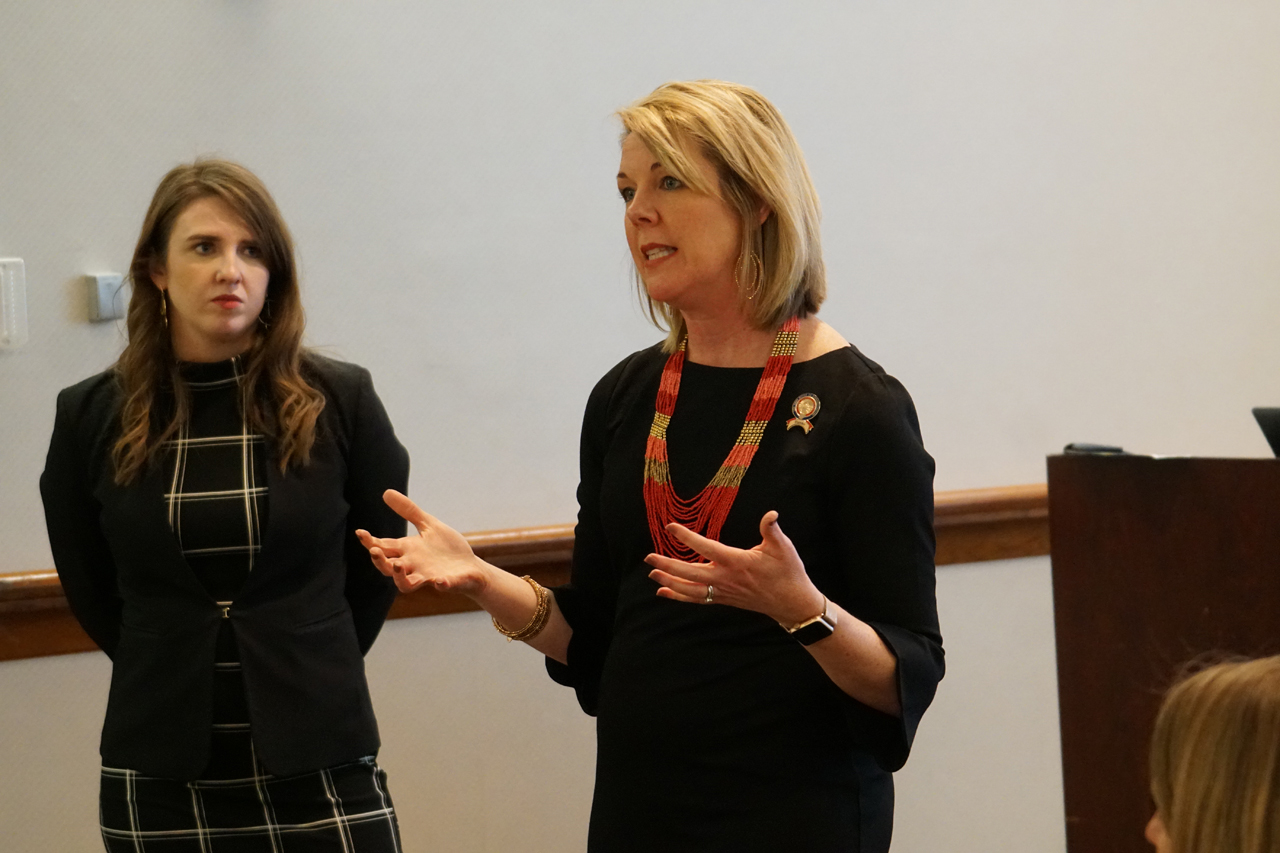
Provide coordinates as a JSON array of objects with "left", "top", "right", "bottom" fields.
[
  {"left": 1147, "top": 655, "right": 1280, "bottom": 853},
  {"left": 614, "top": 79, "right": 833, "bottom": 360}
]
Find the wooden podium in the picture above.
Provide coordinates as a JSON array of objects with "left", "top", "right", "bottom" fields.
[{"left": 1048, "top": 454, "right": 1280, "bottom": 853}]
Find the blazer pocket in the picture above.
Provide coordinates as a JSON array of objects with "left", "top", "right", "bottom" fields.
[
  {"left": 118, "top": 621, "right": 165, "bottom": 638},
  {"left": 102, "top": 622, "right": 213, "bottom": 771},
  {"left": 293, "top": 608, "right": 351, "bottom": 632}
]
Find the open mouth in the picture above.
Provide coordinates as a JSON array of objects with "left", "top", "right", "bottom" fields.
[{"left": 644, "top": 245, "right": 676, "bottom": 261}]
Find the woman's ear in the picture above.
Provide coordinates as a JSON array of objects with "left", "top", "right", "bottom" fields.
[
  {"left": 149, "top": 259, "right": 167, "bottom": 292},
  {"left": 756, "top": 201, "right": 772, "bottom": 226}
]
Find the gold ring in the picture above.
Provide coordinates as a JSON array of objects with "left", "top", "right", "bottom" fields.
[{"left": 704, "top": 584, "right": 715, "bottom": 604}]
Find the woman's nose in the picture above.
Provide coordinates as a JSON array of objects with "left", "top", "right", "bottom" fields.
[
  {"left": 626, "top": 188, "right": 657, "bottom": 225},
  {"left": 214, "top": 251, "right": 243, "bottom": 283}
]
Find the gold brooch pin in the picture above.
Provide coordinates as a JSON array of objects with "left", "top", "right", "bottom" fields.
[{"left": 786, "top": 393, "right": 821, "bottom": 433}]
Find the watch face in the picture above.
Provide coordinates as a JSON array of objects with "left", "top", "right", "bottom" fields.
[{"left": 792, "top": 616, "right": 836, "bottom": 646}]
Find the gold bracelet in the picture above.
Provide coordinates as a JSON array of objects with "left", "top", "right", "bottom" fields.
[
  {"left": 778, "top": 596, "right": 830, "bottom": 632},
  {"left": 492, "top": 575, "right": 551, "bottom": 642}
]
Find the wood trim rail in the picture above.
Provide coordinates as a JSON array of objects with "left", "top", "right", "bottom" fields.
[{"left": 0, "top": 483, "right": 1048, "bottom": 662}]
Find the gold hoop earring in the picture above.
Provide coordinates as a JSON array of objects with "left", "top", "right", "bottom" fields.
[
  {"left": 159, "top": 293, "right": 168, "bottom": 328},
  {"left": 735, "top": 251, "right": 763, "bottom": 300}
]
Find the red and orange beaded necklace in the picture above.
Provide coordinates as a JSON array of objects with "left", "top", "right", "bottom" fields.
[{"left": 643, "top": 315, "right": 801, "bottom": 560}]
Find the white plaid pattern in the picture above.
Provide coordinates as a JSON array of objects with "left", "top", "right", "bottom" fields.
[
  {"left": 165, "top": 357, "right": 264, "bottom": 573},
  {"left": 100, "top": 757, "right": 400, "bottom": 852}
]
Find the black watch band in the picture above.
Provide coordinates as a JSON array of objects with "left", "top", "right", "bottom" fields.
[{"left": 783, "top": 596, "right": 838, "bottom": 646}]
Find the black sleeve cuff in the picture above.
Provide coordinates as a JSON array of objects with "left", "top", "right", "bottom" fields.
[{"left": 841, "top": 621, "right": 945, "bottom": 772}]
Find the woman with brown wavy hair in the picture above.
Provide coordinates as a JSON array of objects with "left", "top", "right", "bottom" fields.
[{"left": 41, "top": 159, "right": 409, "bottom": 852}]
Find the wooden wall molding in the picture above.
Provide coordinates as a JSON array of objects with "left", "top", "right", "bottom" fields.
[
  {"left": 934, "top": 483, "right": 1049, "bottom": 565},
  {"left": 0, "top": 483, "right": 1048, "bottom": 662}
]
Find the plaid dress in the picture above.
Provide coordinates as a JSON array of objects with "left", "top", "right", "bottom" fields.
[{"left": 98, "top": 357, "right": 402, "bottom": 852}]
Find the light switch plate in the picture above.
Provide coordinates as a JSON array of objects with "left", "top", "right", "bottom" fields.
[
  {"left": 0, "top": 258, "right": 27, "bottom": 349},
  {"left": 86, "top": 273, "right": 128, "bottom": 321}
]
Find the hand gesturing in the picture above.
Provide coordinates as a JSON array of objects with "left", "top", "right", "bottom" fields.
[
  {"left": 356, "top": 490, "right": 491, "bottom": 597},
  {"left": 644, "top": 510, "right": 824, "bottom": 626}
]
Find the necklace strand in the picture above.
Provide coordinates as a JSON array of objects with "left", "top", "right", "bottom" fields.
[{"left": 643, "top": 316, "right": 801, "bottom": 560}]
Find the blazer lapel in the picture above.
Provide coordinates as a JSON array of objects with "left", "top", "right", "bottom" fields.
[{"left": 239, "top": 447, "right": 284, "bottom": 598}]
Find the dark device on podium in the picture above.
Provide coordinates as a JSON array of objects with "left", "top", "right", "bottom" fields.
[
  {"left": 1252, "top": 407, "right": 1280, "bottom": 456},
  {"left": 1062, "top": 443, "right": 1126, "bottom": 455}
]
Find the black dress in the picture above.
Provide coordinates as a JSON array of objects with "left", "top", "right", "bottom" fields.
[{"left": 549, "top": 343, "right": 944, "bottom": 853}]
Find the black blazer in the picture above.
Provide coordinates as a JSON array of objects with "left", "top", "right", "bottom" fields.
[{"left": 40, "top": 355, "right": 409, "bottom": 780}]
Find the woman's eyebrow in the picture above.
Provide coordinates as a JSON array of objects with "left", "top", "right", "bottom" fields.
[{"left": 617, "top": 161, "right": 664, "bottom": 181}]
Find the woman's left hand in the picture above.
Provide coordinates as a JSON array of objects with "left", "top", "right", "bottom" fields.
[{"left": 645, "top": 511, "right": 826, "bottom": 626}]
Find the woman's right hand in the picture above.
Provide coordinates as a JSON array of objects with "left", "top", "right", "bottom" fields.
[
  {"left": 356, "top": 490, "right": 493, "bottom": 597},
  {"left": 360, "top": 489, "right": 574, "bottom": 663}
]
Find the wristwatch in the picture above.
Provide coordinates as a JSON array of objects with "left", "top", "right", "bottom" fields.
[{"left": 782, "top": 596, "right": 838, "bottom": 646}]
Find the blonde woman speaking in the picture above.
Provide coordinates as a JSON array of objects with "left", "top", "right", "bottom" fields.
[{"left": 361, "top": 81, "right": 943, "bottom": 852}]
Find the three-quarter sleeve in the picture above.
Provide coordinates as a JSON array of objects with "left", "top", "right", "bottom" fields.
[
  {"left": 340, "top": 367, "right": 409, "bottom": 654},
  {"left": 827, "top": 371, "right": 944, "bottom": 772},
  {"left": 40, "top": 384, "right": 123, "bottom": 658},
  {"left": 545, "top": 356, "right": 634, "bottom": 715}
]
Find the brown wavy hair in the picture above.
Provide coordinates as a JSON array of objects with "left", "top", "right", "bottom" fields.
[{"left": 112, "top": 159, "right": 325, "bottom": 484}]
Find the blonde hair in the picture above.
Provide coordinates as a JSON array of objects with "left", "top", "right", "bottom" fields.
[
  {"left": 617, "top": 80, "right": 826, "bottom": 351},
  {"left": 113, "top": 159, "right": 325, "bottom": 484},
  {"left": 1149, "top": 655, "right": 1280, "bottom": 853}
]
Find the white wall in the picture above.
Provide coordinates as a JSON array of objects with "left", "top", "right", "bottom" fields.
[
  {"left": 895, "top": 557, "right": 1066, "bottom": 853},
  {"left": 3, "top": 2, "right": 1278, "bottom": 850}
]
